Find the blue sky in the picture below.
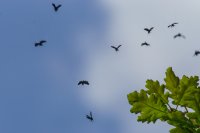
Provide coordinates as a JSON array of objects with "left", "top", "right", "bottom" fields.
[{"left": 1, "top": 0, "right": 200, "bottom": 133}]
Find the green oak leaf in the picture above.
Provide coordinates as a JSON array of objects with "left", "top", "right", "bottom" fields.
[
  {"left": 176, "top": 75, "right": 200, "bottom": 112},
  {"left": 145, "top": 79, "right": 169, "bottom": 106},
  {"left": 170, "top": 127, "right": 192, "bottom": 133},
  {"left": 167, "top": 111, "right": 195, "bottom": 130},
  {"left": 127, "top": 90, "right": 168, "bottom": 123},
  {"left": 164, "top": 67, "right": 180, "bottom": 101},
  {"left": 127, "top": 67, "right": 200, "bottom": 132},
  {"left": 186, "top": 112, "right": 200, "bottom": 127}
]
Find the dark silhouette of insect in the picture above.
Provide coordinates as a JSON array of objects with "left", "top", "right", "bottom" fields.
[
  {"left": 194, "top": 50, "right": 200, "bottom": 56},
  {"left": 168, "top": 22, "right": 178, "bottom": 28},
  {"left": 111, "top": 45, "right": 122, "bottom": 51},
  {"left": 144, "top": 27, "right": 154, "bottom": 34},
  {"left": 78, "top": 80, "right": 89, "bottom": 85},
  {"left": 35, "top": 40, "right": 47, "bottom": 47},
  {"left": 141, "top": 42, "right": 150, "bottom": 46},
  {"left": 174, "top": 33, "right": 186, "bottom": 39},
  {"left": 52, "top": 3, "right": 62, "bottom": 12},
  {"left": 86, "top": 111, "right": 93, "bottom": 122}
]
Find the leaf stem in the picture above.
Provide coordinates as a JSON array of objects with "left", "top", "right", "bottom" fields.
[
  {"left": 155, "top": 92, "right": 173, "bottom": 111},
  {"left": 184, "top": 106, "right": 189, "bottom": 113},
  {"left": 167, "top": 103, "right": 174, "bottom": 112}
]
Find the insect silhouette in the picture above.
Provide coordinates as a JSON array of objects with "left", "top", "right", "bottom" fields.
[
  {"left": 86, "top": 112, "right": 93, "bottom": 122},
  {"left": 111, "top": 45, "right": 122, "bottom": 51},
  {"left": 168, "top": 22, "right": 178, "bottom": 28},
  {"left": 194, "top": 50, "right": 200, "bottom": 56},
  {"left": 78, "top": 80, "right": 89, "bottom": 85},
  {"left": 144, "top": 27, "right": 154, "bottom": 34},
  {"left": 174, "top": 33, "right": 186, "bottom": 39},
  {"left": 35, "top": 40, "right": 47, "bottom": 47},
  {"left": 52, "top": 3, "right": 62, "bottom": 12},
  {"left": 141, "top": 42, "right": 150, "bottom": 46}
]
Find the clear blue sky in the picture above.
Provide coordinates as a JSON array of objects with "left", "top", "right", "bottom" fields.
[{"left": 0, "top": 0, "right": 200, "bottom": 133}]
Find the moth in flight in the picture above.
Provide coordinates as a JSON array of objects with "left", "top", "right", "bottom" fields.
[
  {"left": 194, "top": 50, "right": 200, "bottom": 56},
  {"left": 111, "top": 45, "right": 122, "bottom": 51},
  {"left": 52, "top": 3, "right": 62, "bottom": 12},
  {"left": 168, "top": 22, "right": 178, "bottom": 28},
  {"left": 144, "top": 27, "right": 154, "bottom": 34},
  {"left": 35, "top": 40, "right": 47, "bottom": 47},
  {"left": 78, "top": 80, "right": 89, "bottom": 86},
  {"left": 141, "top": 42, "right": 150, "bottom": 46},
  {"left": 86, "top": 111, "right": 93, "bottom": 122},
  {"left": 174, "top": 33, "right": 186, "bottom": 39}
]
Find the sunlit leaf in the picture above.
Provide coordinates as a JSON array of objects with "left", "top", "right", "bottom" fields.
[{"left": 127, "top": 67, "right": 200, "bottom": 132}]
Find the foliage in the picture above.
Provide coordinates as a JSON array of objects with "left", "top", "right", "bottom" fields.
[{"left": 127, "top": 67, "right": 200, "bottom": 133}]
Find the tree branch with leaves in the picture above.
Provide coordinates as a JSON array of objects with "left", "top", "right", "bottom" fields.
[{"left": 127, "top": 67, "right": 200, "bottom": 133}]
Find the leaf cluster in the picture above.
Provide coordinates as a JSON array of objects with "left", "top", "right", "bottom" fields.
[{"left": 127, "top": 67, "right": 200, "bottom": 133}]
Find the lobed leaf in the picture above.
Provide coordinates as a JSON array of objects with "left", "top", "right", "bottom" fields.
[
  {"left": 127, "top": 90, "right": 168, "bottom": 123},
  {"left": 164, "top": 67, "right": 179, "bottom": 95},
  {"left": 170, "top": 127, "right": 192, "bottom": 133},
  {"left": 127, "top": 67, "right": 200, "bottom": 132},
  {"left": 145, "top": 79, "right": 169, "bottom": 106}
]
